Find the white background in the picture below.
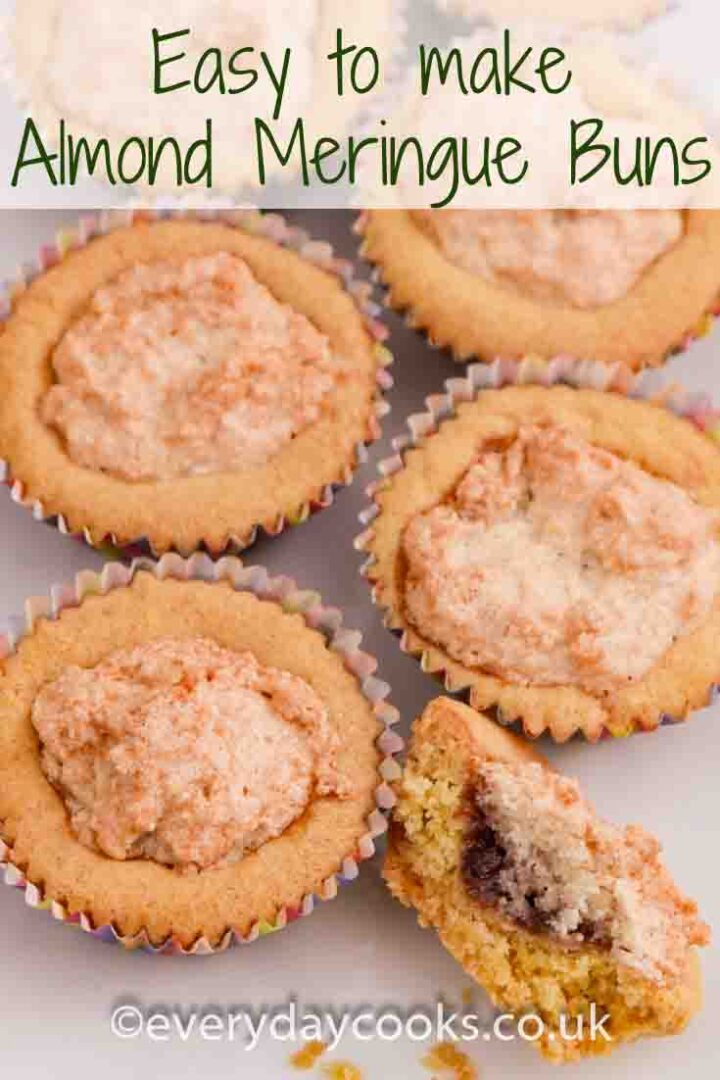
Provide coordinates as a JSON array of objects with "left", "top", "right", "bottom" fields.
[{"left": 0, "top": 209, "right": 719, "bottom": 1078}]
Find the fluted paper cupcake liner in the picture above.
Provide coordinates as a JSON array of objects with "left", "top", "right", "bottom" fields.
[
  {"left": 0, "top": 552, "right": 403, "bottom": 955},
  {"left": 0, "top": 209, "right": 393, "bottom": 560},
  {"left": 356, "top": 355, "right": 720, "bottom": 741},
  {"left": 354, "top": 212, "right": 720, "bottom": 369}
]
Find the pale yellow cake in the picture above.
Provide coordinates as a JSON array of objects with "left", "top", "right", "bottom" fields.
[{"left": 385, "top": 697, "right": 708, "bottom": 1062}]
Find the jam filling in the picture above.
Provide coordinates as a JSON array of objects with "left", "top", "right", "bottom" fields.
[{"left": 461, "top": 793, "right": 608, "bottom": 945}]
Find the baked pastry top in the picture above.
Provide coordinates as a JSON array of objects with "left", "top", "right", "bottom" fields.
[
  {"left": 0, "top": 218, "right": 385, "bottom": 552},
  {"left": 361, "top": 384, "right": 720, "bottom": 739},
  {"left": 360, "top": 210, "right": 720, "bottom": 368},
  {"left": 0, "top": 573, "right": 381, "bottom": 947}
]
